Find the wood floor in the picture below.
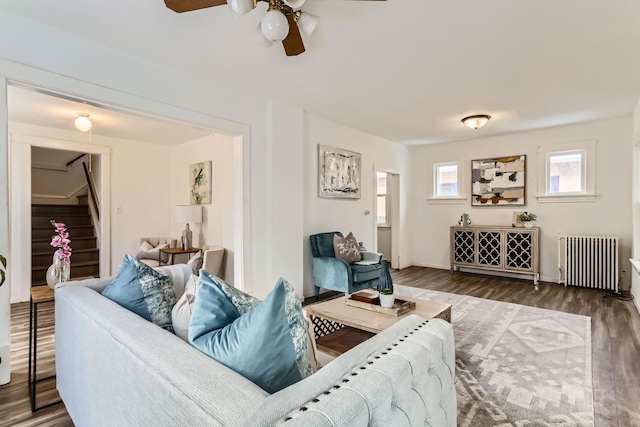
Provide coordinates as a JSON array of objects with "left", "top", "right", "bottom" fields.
[
  {"left": 0, "top": 300, "right": 72, "bottom": 426},
  {"left": 1, "top": 267, "right": 638, "bottom": 426}
]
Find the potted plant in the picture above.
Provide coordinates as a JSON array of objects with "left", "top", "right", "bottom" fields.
[
  {"left": 379, "top": 287, "right": 395, "bottom": 308},
  {"left": 518, "top": 212, "right": 538, "bottom": 228}
]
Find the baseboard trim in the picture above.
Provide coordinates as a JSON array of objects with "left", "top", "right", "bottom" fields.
[
  {"left": 411, "top": 262, "right": 449, "bottom": 270},
  {"left": 411, "top": 263, "right": 553, "bottom": 284}
]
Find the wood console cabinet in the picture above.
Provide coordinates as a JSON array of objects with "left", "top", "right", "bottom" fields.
[{"left": 450, "top": 226, "right": 540, "bottom": 285}]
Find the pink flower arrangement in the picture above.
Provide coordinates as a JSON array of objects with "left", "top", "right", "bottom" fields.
[{"left": 50, "top": 220, "right": 72, "bottom": 263}]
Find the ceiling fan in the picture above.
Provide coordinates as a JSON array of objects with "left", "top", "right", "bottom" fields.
[{"left": 164, "top": 0, "right": 386, "bottom": 57}]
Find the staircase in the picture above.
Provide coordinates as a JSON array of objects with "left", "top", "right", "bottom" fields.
[{"left": 31, "top": 204, "right": 99, "bottom": 286}]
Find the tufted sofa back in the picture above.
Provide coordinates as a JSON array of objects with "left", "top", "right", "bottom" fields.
[{"left": 247, "top": 316, "right": 456, "bottom": 427}]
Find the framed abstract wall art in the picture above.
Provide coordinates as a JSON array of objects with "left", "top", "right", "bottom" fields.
[
  {"left": 318, "top": 145, "right": 361, "bottom": 199},
  {"left": 471, "top": 155, "right": 526, "bottom": 206},
  {"left": 190, "top": 161, "right": 212, "bottom": 204}
]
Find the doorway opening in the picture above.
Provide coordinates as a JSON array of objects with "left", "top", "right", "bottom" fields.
[
  {"left": 376, "top": 171, "right": 400, "bottom": 269},
  {"left": 7, "top": 82, "right": 249, "bottom": 304}
]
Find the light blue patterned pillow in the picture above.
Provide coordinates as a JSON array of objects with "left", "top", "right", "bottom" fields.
[
  {"left": 199, "top": 270, "right": 260, "bottom": 315},
  {"left": 103, "top": 254, "right": 177, "bottom": 332},
  {"left": 189, "top": 275, "right": 313, "bottom": 393}
]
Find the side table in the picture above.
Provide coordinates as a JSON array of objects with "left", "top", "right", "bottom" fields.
[
  {"left": 158, "top": 247, "right": 200, "bottom": 266},
  {"left": 28, "top": 286, "right": 62, "bottom": 412}
]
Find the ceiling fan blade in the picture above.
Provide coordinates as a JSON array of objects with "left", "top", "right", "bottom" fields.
[
  {"left": 164, "top": 0, "right": 227, "bottom": 13},
  {"left": 282, "top": 15, "right": 305, "bottom": 57}
]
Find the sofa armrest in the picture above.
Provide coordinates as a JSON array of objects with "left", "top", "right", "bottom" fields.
[
  {"left": 56, "top": 276, "right": 112, "bottom": 294},
  {"left": 311, "top": 257, "right": 352, "bottom": 292},
  {"left": 360, "top": 251, "right": 382, "bottom": 263},
  {"left": 246, "top": 316, "right": 456, "bottom": 426}
]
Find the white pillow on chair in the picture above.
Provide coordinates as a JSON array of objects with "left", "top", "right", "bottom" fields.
[
  {"left": 136, "top": 241, "right": 169, "bottom": 263},
  {"left": 187, "top": 250, "right": 204, "bottom": 275}
]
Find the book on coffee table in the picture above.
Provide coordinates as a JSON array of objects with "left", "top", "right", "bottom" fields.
[
  {"left": 346, "top": 295, "right": 416, "bottom": 317},
  {"left": 349, "top": 290, "right": 380, "bottom": 304}
]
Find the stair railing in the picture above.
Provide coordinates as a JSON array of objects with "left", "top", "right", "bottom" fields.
[{"left": 82, "top": 162, "right": 101, "bottom": 244}]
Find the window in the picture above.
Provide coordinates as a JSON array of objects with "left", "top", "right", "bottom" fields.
[
  {"left": 377, "top": 172, "right": 388, "bottom": 226},
  {"left": 537, "top": 140, "right": 596, "bottom": 203},
  {"left": 435, "top": 163, "right": 459, "bottom": 197},
  {"left": 547, "top": 151, "right": 585, "bottom": 194}
]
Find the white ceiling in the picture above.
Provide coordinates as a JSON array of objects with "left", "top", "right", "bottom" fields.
[
  {"left": 2, "top": 0, "right": 640, "bottom": 144},
  {"left": 8, "top": 85, "right": 212, "bottom": 145}
]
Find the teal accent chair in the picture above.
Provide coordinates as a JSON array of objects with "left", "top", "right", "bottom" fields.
[{"left": 310, "top": 231, "right": 383, "bottom": 296}]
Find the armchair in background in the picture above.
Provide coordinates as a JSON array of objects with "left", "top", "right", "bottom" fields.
[
  {"left": 136, "top": 238, "right": 178, "bottom": 267},
  {"left": 202, "top": 245, "right": 225, "bottom": 279},
  {"left": 310, "top": 231, "right": 383, "bottom": 296}
]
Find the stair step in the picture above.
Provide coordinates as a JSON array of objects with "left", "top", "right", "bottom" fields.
[
  {"left": 32, "top": 204, "right": 89, "bottom": 215},
  {"left": 32, "top": 236, "right": 97, "bottom": 252},
  {"left": 31, "top": 261, "right": 100, "bottom": 285},
  {"left": 32, "top": 248, "right": 99, "bottom": 266},
  {"left": 31, "top": 215, "right": 92, "bottom": 227},
  {"left": 32, "top": 225, "right": 94, "bottom": 239}
]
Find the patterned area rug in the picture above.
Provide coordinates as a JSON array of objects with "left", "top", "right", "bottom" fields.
[{"left": 394, "top": 285, "right": 594, "bottom": 427}]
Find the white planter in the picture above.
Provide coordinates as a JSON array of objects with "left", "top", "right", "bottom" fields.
[
  {"left": 379, "top": 294, "right": 395, "bottom": 308},
  {"left": 524, "top": 221, "right": 534, "bottom": 228}
]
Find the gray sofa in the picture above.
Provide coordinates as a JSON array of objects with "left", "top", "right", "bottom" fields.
[{"left": 55, "top": 265, "right": 456, "bottom": 427}]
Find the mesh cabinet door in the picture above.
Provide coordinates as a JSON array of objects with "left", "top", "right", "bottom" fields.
[
  {"left": 452, "top": 229, "right": 476, "bottom": 265},
  {"left": 505, "top": 230, "right": 534, "bottom": 272},
  {"left": 477, "top": 230, "right": 503, "bottom": 268}
]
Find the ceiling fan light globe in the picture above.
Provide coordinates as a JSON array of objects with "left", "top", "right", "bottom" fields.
[
  {"left": 297, "top": 12, "right": 318, "bottom": 37},
  {"left": 261, "top": 10, "right": 289, "bottom": 42},
  {"left": 228, "top": 0, "right": 254, "bottom": 18},
  {"left": 253, "top": 24, "right": 274, "bottom": 47},
  {"left": 283, "top": 0, "right": 306, "bottom": 10}
]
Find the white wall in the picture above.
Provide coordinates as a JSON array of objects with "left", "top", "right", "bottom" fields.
[
  {"left": 303, "top": 115, "right": 411, "bottom": 297},
  {"left": 169, "top": 134, "right": 236, "bottom": 282},
  {"left": 411, "top": 117, "right": 634, "bottom": 289},
  {"left": 9, "top": 122, "right": 171, "bottom": 303},
  {"left": 631, "top": 99, "right": 640, "bottom": 312},
  {"left": 31, "top": 160, "right": 87, "bottom": 204}
]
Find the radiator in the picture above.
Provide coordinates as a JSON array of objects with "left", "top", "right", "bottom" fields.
[{"left": 558, "top": 235, "right": 619, "bottom": 292}]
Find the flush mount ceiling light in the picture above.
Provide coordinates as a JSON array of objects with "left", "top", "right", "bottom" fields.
[
  {"left": 74, "top": 113, "right": 93, "bottom": 132},
  {"left": 461, "top": 115, "right": 491, "bottom": 130},
  {"left": 164, "top": 0, "right": 384, "bottom": 57}
]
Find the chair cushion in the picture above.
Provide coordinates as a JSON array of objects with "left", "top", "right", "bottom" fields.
[
  {"left": 102, "top": 255, "right": 177, "bottom": 332},
  {"left": 310, "top": 232, "right": 342, "bottom": 258},
  {"left": 333, "top": 232, "right": 362, "bottom": 264},
  {"left": 351, "top": 263, "right": 383, "bottom": 283},
  {"left": 189, "top": 275, "right": 314, "bottom": 394}
]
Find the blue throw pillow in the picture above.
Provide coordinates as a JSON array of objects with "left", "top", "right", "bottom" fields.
[
  {"left": 189, "top": 274, "right": 313, "bottom": 393},
  {"left": 103, "top": 254, "right": 177, "bottom": 332}
]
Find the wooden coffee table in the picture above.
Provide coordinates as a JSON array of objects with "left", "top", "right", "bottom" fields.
[{"left": 305, "top": 294, "right": 451, "bottom": 357}]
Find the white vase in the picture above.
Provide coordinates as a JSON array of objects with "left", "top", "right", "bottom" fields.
[
  {"left": 46, "top": 253, "right": 71, "bottom": 289},
  {"left": 524, "top": 221, "right": 534, "bottom": 228},
  {"left": 379, "top": 294, "right": 395, "bottom": 308}
]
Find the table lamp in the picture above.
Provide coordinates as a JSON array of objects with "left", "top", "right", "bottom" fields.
[{"left": 175, "top": 205, "right": 202, "bottom": 249}]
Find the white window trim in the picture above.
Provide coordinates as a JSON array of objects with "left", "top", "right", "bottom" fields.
[
  {"left": 428, "top": 161, "right": 467, "bottom": 204},
  {"left": 536, "top": 140, "right": 597, "bottom": 203}
]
